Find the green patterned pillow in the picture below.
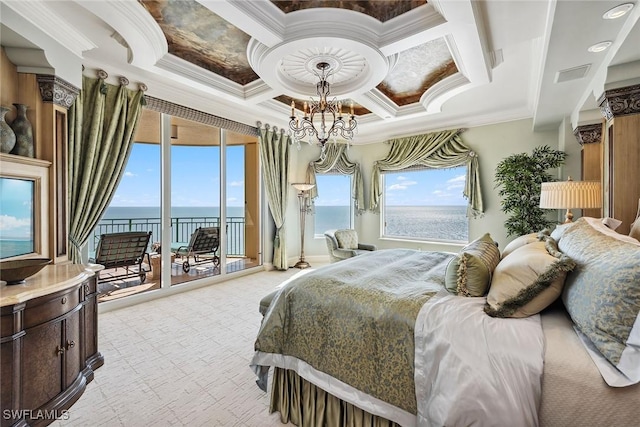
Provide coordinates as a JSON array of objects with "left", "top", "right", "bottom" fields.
[
  {"left": 485, "top": 238, "right": 575, "bottom": 318},
  {"left": 559, "top": 218, "right": 640, "bottom": 385},
  {"left": 445, "top": 233, "right": 500, "bottom": 297},
  {"left": 334, "top": 229, "right": 358, "bottom": 250}
]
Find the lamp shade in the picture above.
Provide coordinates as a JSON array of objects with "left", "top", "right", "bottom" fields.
[
  {"left": 539, "top": 180, "right": 602, "bottom": 209},
  {"left": 291, "top": 183, "right": 315, "bottom": 192}
]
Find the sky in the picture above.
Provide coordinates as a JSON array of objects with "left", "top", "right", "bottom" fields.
[
  {"left": 110, "top": 143, "right": 245, "bottom": 207},
  {"left": 314, "top": 167, "right": 467, "bottom": 206},
  {"left": 111, "top": 142, "right": 466, "bottom": 209},
  {"left": 0, "top": 177, "right": 34, "bottom": 239}
]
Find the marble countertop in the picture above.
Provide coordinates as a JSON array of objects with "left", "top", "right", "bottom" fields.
[{"left": 0, "top": 263, "right": 104, "bottom": 307}]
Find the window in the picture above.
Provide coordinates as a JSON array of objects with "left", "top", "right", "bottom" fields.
[
  {"left": 313, "top": 174, "right": 352, "bottom": 235},
  {"left": 382, "top": 167, "right": 468, "bottom": 242}
]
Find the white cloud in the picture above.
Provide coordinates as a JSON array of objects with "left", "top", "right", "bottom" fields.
[
  {"left": 124, "top": 171, "right": 136, "bottom": 177},
  {"left": 229, "top": 180, "right": 244, "bottom": 187},
  {"left": 387, "top": 180, "right": 417, "bottom": 191},
  {"left": 0, "top": 215, "right": 31, "bottom": 231},
  {"left": 227, "top": 197, "right": 238, "bottom": 203},
  {"left": 396, "top": 176, "right": 408, "bottom": 181},
  {"left": 447, "top": 174, "right": 466, "bottom": 184},
  {"left": 432, "top": 190, "right": 444, "bottom": 195}
]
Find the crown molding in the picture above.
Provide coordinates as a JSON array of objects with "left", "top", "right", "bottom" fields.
[
  {"left": 3, "top": 0, "right": 96, "bottom": 56},
  {"left": 379, "top": 3, "right": 448, "bottom": 55},
  {"left": 155, "top": 54, "right": 245, "bottom": 99},
  {"left": 36, "top": 74, "right": 80, "bottom": 109},
  {"left": 421, "top": 73, "right": 471, "bottom": 114},
  {"left": 76, "top": 0, "right": 167, "bottom": 67},
  {"left": 198, "top": 0, "right": 284, "bottom": 47},
  {"left": 243, "top": 80, "right": 279, "bottom": 103},
  {"left": 354, "top": 89, "right": 398, "bottom": 119}
]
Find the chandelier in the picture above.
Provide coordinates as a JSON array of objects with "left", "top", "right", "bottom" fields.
[{"left": 288, "top": 62, "right": 357, "bottom": 151}]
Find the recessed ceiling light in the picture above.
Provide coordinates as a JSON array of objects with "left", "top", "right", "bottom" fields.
[
  {"left": 603, "top": 3, "right": 634, "bottom": 19},
  {"left": 588, "top": 41, "right": 613, "bottom": 53}
]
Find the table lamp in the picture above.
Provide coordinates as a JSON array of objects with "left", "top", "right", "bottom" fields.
[{"left": 539, "top": 177, "right": 602, "bottom": 223}]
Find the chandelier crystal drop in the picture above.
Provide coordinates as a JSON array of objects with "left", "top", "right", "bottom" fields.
[{"left": 288, "top": 62, "right": 357, "bottom": 153}]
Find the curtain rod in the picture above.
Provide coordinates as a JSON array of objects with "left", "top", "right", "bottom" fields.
[{"left": 82, "top": 65, "right": 147, "bottom": 91}]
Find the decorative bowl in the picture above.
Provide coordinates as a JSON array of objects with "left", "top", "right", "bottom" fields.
[{"left": 0, "top": 258, "right": 52, "bottom": 285}]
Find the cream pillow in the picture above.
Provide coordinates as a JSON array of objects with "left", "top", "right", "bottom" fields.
[
  {"left": 445, "top": 233, "right": 500, "bottom": 297},
  {"left": 629, "top": 220, "right": 640, "bottom": 242},
  {"left": 501, "top": 233, "right": 538, "bottom": 259},
  {"left": 485, "top": 239, "right": 575, "bottom": 318}
]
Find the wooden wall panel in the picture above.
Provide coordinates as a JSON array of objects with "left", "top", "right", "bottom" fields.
[
  {"left": 0, "top": 47, "right": 18, "bottom": 123},
  {"left": 611, "top": 114, "right": 640, "bottom": 234}
]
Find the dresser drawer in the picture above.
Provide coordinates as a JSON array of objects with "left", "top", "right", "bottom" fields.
[{"left": 23, "top": 286, "right": 81, "bottom": 329}]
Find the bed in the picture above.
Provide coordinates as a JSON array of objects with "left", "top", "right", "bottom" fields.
[{"left": 252, "top": 217, "right": 640, "bottom": 426}]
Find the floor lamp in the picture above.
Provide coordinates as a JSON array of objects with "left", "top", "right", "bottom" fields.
[
  {"left": 292, "top": 183, "right": 315, "bottom": 269},
  {"left": 539, "top": 177, "right": 602, "bottom": 223}
]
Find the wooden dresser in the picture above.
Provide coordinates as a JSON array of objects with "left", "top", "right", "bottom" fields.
[{"left": 0, "top": 264, "right": 103, "bottom": 427}]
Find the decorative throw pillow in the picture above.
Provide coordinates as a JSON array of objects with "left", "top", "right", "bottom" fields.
[
  {"left": 629, "top": 219, "right": 640, "bottom": 242},
  {"left": 445, "top": 233, "right": 500, "bottom": 297},
  {"left": 334, "top": 229, "right": 358, "bottom": 249},
  {"left": 485, "top": 238, "right": 575, "bottom": 318},
  {"left": 559, "top": 217, "right": 640, "bottom": 385},
  {"left": 582, "top": 217, "right": 640, "bottom": 244},
  {"left": 501, "top": 233, "right": 538, "bottom": 259}
]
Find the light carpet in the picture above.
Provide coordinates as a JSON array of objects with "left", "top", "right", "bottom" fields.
[{"left": 53, "top": 266, "right": 313, "bottom": 427}]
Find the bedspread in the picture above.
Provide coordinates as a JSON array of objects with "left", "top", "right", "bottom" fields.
[
  {"left": 415, "top": 291, "right": 545, "bottom": 426},
  {"left": 252, "top": 248, "right": 453, "bottom": 416}
]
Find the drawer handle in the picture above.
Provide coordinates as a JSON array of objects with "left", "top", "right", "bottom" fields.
[
  {"left": 85, "top": 284, "right": 90, "bottom": 295},
  {"left": 61, "top": 297, "right": 67, "bottom": 304},
  {"left": 56, "top": 346, "right": 65, "bottom": 356},
  {"left": 66, "top": 340, "right": 75, "bottom": 350}
]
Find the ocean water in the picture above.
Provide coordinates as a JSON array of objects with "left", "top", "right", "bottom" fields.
[
  {"left": 0, "top": 239, "right": 34, "bottom": 259},
  {"left": 93, "top": 205, "right": 468, "bottom": 253},
  {"left": 385, "top": 206, "right": 468, "bottom": 241},
  {"left": 311, "top": 205, "right": 467, "bottom": 241}
]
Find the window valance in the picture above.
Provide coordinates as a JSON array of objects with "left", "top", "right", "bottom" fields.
[
  {"left": 306, "top": 143, "right": 365, "bottom": 215},
  {"left": 369, "top": 129, "right": 484, "bottom": 217}
]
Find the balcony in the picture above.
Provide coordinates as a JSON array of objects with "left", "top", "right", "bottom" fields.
[{"left": 89, "top": 215, "right": 257, "bottom": 302}]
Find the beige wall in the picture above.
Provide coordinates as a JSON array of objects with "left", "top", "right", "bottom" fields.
[{"left": 283, "top": 118, "right": 566, "bottom": 265}]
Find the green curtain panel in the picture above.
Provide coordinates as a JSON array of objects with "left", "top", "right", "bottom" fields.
[
  {"left": 258, "top": 123, "right": 290, "bottom": 270},
  {"left": 68, "top": 75, "right": 145, "bottom": 262},
  {"left": 369, "top": 129, "right": 484, "bottom": 217},
  {"left": 305, "top": 144, "right": 365, "bottom": 215}
]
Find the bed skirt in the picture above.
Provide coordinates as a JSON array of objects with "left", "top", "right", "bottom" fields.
[{"left": 270, "top": 368, "right": 402, "bottom": 427}]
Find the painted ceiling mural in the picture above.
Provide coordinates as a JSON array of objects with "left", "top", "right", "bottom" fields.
[
  {"left": 139, "top": 0, "right": 259, "bottom": 85},
  {"left": 140, "top": 0, "right": 455, "bottom": 112},
  {"left": 377, "top": 38, "right": 458, "bottom": 106},
  {"left": 271, "top": 0, "right": 427, "bottom": 22}
]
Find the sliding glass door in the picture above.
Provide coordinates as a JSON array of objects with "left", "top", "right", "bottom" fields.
[{"left": 90, "top": 108, "right": 261, "bottom": 303}]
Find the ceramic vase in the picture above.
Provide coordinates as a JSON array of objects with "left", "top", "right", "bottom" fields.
[
  {"left": 0, "top": 105, "right": 16, "bottom": 154},
  {"left": 9, "top": 103, "right": 34, "bottom": 158}
]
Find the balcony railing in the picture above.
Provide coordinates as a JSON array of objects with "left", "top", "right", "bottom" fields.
[{"left": 89, "top": 216, "right": 246, "bottom": 256}]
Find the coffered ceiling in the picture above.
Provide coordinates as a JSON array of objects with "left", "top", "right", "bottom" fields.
[{"left": 1, "top": 0, "right": 639, "bottom": 143}]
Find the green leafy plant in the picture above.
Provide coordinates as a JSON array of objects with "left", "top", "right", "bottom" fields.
[{"left": 494, "top": 145, "right": 566, "bottom": 237}]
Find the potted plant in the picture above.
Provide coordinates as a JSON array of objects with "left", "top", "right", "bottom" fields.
[{"left": 494, "top": 145, "right": 566, "bottom": 236}]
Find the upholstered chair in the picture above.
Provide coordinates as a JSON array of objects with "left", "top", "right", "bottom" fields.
[{"left": 324, "top": 229, "right": 377, "bottom": 263}]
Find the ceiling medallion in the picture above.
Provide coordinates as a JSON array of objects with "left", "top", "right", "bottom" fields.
[{"left": 288, "top": 61, "right": 357, "bottom": 156}]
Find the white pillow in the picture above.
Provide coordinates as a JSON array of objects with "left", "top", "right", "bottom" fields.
[{"left": 582, "top": 217, "right": 640, "bottom": 245}]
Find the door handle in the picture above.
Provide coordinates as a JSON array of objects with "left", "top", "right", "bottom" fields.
[
  {"left": 66, "top": 340, "right": 75, "bottom": 350},
  {"left": 56, "top": 345, "right": 65, "bottom": 356}
]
